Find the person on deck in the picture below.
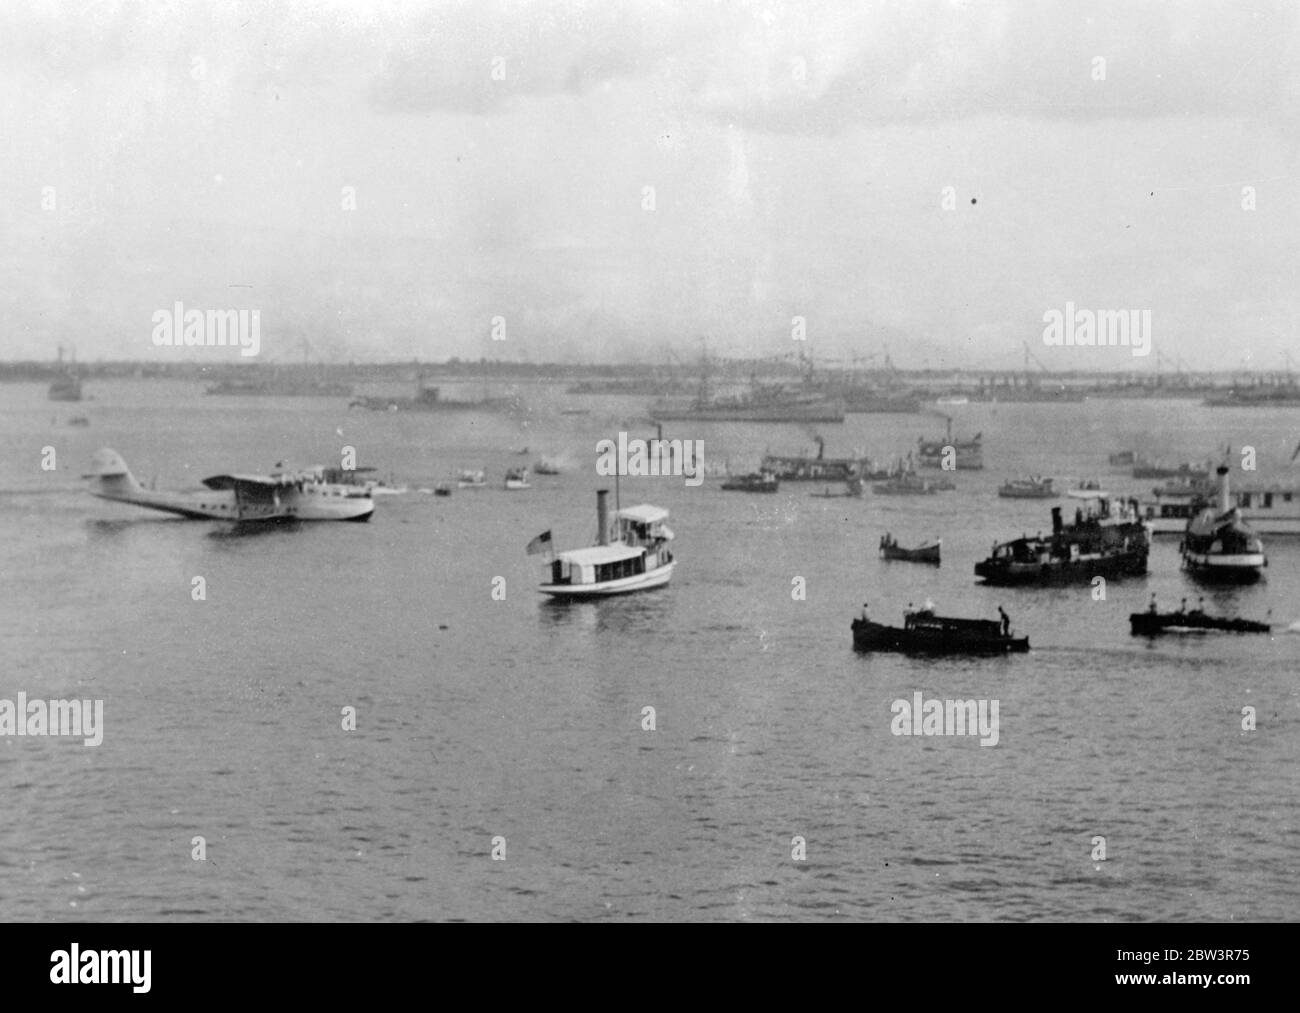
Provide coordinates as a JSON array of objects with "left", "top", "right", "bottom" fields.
[{"left": 998, "top": 606, "right": 1010, "bottom": 637}]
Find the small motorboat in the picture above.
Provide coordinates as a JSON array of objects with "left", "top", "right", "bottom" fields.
[
  {"left": 504, "top": 467, "right": 531, "bottom": 490},
  {"left": 433, "top": 484, "right": 453, "bottom": 497},
  {"left": 852, "top": 607, "right": 1028, "bottom": 655},
  {"left": 721, "top": 470, "right": 780, "bottom": 493},
  {"left": 457, "top": 470, "right": 487, "bottom": 489},
  {"left": 879, "top": 534, "right": 941, "bottom": 564},
  {"left": 1130, "top": 603, "right": 1270, "bottom": 635},
  {"left": 534, "top": 458, "right": 562, "bottom": 475}
]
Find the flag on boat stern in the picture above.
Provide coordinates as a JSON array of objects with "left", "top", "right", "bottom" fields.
[{"left": 525, "top": 530, "right": 553, "bottom": 555}]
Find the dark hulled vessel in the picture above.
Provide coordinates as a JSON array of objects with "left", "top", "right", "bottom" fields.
[
  {"left": 974, "top": 494, "right": 1150, "bottom": 585},
  {"left": 720, "top": 470, "right": 780, "bottom": 493},
  {"left": 1130, "top": 607, "right": 1270, "bottom": 635},
  {"left": 760, "top": 437, "right": 869, "bottom": 481},
  {"left": 852, "top": 608, "right": 1028, "bottom": 654},
  {"left": 917, "top": 418, "right": 982, "bottom": 470},
  {"left": 350, "top": 380, "right": 513, "bottom": 413}
]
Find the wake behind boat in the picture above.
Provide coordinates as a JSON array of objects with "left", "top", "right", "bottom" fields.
[
  {"left": 534, "top": 491, "right": 675, "bottom": 598},
  {"left": 83, "top": 448, "right": 374, "bottom": 522}
]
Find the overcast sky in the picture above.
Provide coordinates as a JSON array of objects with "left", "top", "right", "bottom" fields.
[{"left": 1, "top": 0, "right": 1296, "bottom": 370}]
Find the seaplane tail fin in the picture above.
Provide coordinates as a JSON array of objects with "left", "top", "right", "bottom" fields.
[{"left": 83, "top": 448, "right": 142, "bottom": 498}]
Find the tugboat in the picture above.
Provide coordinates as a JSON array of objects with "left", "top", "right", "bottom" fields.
[
  {"left": 998, "top": 476, "right": 1057, "bottom": 499},
  {"left": 879, "top": 533, "right": 941, "bottom": 564},
  {"left": 760, "top": 437, "right": 870, "bottom": 481},
  {"left": 720, "top": 469, "right": 780, "bottom": 493},
  {"left": 851, "top": 603, "right": 1028, "bottom": 654},
  {"left": 974, "top": 492, "right": 1150, "bottom": 584},
  {"left": 1180, "top": 466, "right": 1266, "bottom": 582},
  {"left": 1130, "top": 595, "right": 1270, "bottom": 635},
  {"left": 535, "top": 491, "right": 675, "bottom": 598},
  {"left": 917, "top": 418, "right": 982, "bottom": 470}
]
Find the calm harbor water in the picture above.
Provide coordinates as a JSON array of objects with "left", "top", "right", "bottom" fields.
[{"left": 2, "top": 380, "right": 1298, "bottom": 921}]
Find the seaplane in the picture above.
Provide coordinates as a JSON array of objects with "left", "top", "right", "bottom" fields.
[{"left": 83, "top": 448, "right": 375, "bottom": 522}]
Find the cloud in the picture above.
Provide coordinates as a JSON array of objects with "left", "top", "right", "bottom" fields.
[
  {"left": 363, "top": 0, "right": 1299, "bottom": 132},
  {"left": 695, "top": 0, "right": 1300, "bottom": 132},
  {"left": 367, "top": 0, "right": 701, "bottom": 114}
]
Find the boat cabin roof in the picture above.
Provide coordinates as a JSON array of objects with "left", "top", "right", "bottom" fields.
[
  {"left": 616, "top": 504, "right": 669, "bottom": 524},
  {"left": 557, "top": 543, "right": 646, "bottom": 566}
]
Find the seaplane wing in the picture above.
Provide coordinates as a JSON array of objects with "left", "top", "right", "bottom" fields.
[{"left": 201, "top": 473, "right": 291, "bottom": 499}]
